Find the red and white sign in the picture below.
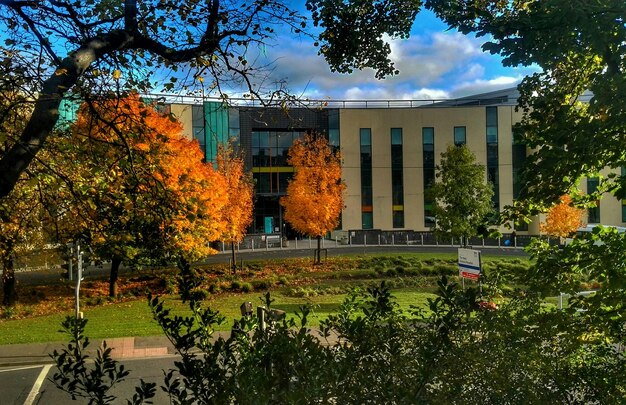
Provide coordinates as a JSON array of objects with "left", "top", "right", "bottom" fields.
[{"left": 458, "top": 248, "right": 481, "bottom": 280}]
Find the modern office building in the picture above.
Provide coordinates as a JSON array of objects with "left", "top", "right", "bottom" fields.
[{"left": 61, "top": 88, "right": 624, "bottom": 236}]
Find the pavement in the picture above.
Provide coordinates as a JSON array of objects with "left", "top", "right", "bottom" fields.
[
  {"left": 0, "top": 335, "right": 179, "bottom": 368},
  {"left": 0, "top": 328, "right": 341, "bottom": 368}
]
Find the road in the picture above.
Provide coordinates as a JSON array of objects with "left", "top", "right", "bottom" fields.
[
  {"left": 15, "top": 244, "right": 528, "bottom": 286},
  {"left": 1, "top": 357, "right": 176, "bottom": 405}
]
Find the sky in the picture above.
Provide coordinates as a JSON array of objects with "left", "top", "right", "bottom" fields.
[{"left": 255, "top": 9, "right": 539, "bottom": 101}]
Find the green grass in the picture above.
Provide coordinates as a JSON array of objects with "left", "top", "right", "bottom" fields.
[
  {"left": 0, "top": 252, "right": 531, "bottom": 345},
  {"left": 0, "top": 288, "right": 438, "bottom": 345}
]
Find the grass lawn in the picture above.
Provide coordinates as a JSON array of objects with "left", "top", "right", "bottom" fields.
[
  {"left": 0, "top": 252, "right": 530, "bottom": 345},
  {"left": 0, "top": 288, "right": 439, "bottom": 345}
]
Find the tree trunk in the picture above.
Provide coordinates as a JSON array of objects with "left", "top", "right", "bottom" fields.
[
  {"left": 109, "top": 257, "right": 121, "bottom": 298},
  {"left": 2, "top": 256, "right": 17, "bottom": 307},
  {"left": 177, "top": 257, "right": 194, "bottom": 301},
  {"left": 231, "top": 241, "right": 237, "bottom": 274},
  {"left": 315, "top": 235, "right": 322, "bottom": 265}
]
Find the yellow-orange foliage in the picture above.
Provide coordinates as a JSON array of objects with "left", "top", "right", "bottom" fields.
[
  {"left": 280, "top": 133, "right": 345, "bottom": 238},
  {"left": 540, "top": 194, "right": 585, "bottom": 237},
  {"left": 63, "top": 94, "right": 228, "bottom": 261},
  {"left": 216, "top": 143, "right": 254, "bottom": 244}
]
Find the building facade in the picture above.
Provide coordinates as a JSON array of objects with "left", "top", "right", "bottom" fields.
[{"left": 62, "top": 88, "right": 624, "bottom": 236}]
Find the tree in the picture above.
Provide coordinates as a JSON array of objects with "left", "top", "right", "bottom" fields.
[
  {"left": 428, "top": 144, "right": 494, "bottom": 246},
  {"left": 0, "top": 76, "right": 46, "bottom": 306},
  {"left": 540, "top": 194, "right": 585, "bottom": 238},
  {"left": 216, "top": 142, "right": 254, "bottom": 274},
  {"left": 0, "top": 179, "right": 45, "bottom": 306},
  {"left": 281, "top": 133, "right": 344, "bottom": 264},
  {"left": 427, "top": 0, "right": 626, "bottom": 211},
  {"left": 49, "top": 94, "right": 227, "bottom": 297},
  {"left": 0, "top": 0, "right": 417, "bottom": 199}
]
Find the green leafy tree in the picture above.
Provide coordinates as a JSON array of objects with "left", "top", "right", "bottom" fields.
[
  {"left": 428, "top": 144, "right": 494, "bottom": 245},
  {"left": 427, "top": 0, "right": 626, "bottom": 211}
]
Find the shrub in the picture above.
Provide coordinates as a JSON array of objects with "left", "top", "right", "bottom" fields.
[
  {"left": 189, "top": 289, "right": 209, "bottom": 301},
  {"left": 240, "top": 282, "right": 253, "bottom": 293},
  {"left": 251, "top": 279, "right": 270, "bottom": 290},
  {"left": 52, "top": 279, "right": 626, "bottom": 404},
  {"left": 278, "top": 276, "right": 289, "bottom": 286},
  {"left": 231, "top": 280, "right": 242, "bottom": 290},
  {"left": 435, "top": 263, "right": 457, "bottom": 276}
]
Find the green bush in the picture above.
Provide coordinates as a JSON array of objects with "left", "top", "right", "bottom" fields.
[
  {"left": 52, "top": 278, "right": 626, "bottom": 404},
  {"left": 230, "top": 280, "right": 242, "bottom": 290},
  {"left": 189, "top": 289, "right": 209, "bottom": 301},
  {"left": 251, "top": 279, "right": 269, "bottom": 290},
  {"left": 435, "top": 263, "right": 457, "bottom": 276},
  {"left": 240, "top": 282, "right": 253, "bottom": 293}
]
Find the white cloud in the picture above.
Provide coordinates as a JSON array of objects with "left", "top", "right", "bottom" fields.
[
  {"left": 451, "top": 76, "right": 521, "bottom": 98},
  {"left": 235, "top": 27, "right": 535, "bottom": 101}
]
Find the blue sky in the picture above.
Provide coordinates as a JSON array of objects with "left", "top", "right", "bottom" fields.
[{"left": 254, "top": 8, "right": 539, "bottom": 101}]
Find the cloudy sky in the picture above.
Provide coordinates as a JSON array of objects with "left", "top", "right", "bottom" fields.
[{"left": 252, "top": 8, "right": 539, "bottom": 101}]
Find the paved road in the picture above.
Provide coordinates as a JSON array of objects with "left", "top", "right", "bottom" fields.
[
  {"left": 16, "top": 244, "right": 527, "bottom": 287},
  {"left": 1, "top": 357, "right": 176, "bottom": 404}
]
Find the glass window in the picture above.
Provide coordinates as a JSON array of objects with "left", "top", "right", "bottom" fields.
[
  {"left": 391, "top": 128, "right": 402, "bottom": 145},
  {"left": 329, "top": 129, "right": 340, "bottom": 147},
  {"left": 487, "top": 126, "right": 498, "bottom": 144},
  {"left": 587, "top": 177, "right": 600, "bottom": 223},
  {"left": 362, "top": 212, "right": 373, "bottom": 229},
  {"left": 454, "top": 126, "right": 466, "bottom": 146},
  {"left": 258, "top": 131, "right": 269, "bottom": 148},
  {"left": 254, "top": 173, "right": 270, "bottom": 193},
  {"left": 191, "top": 105, "right": 204, "bottom": 127},
  {"left": 360, "top": 128, "right": 371, "bottom": 145},
  {"left": 622, "top": 167, "right": 626, "bottom": 222},
  {"left": 422, "top": 127, "right": 434, "bottom": 145},
  {"left": 486, "top": 106, "right": 498, "bottom": 126},
  {"left": 393, "top": 211, "right": 404, "bottom": 228}
]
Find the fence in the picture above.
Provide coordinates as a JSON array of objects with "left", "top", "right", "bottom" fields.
[{"left": 215, "top": 231, "right": 555, "bottom": 253}]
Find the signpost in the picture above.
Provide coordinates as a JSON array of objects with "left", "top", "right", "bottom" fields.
[{"left": 458, "top": 248, "right": 481, "bottom": 281}]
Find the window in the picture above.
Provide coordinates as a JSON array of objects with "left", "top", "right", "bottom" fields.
[
  {"left": 512, "top": 127, "right": 527, "bottom": 200},
  {"left": 486, "top": 107, "right": 499, "bottom": 211},
  {"left": 391, "top": 128, "right": 404, "bottom": 228},
  {"left": 587, "top": 177, "right": 600, "bottom": 223},
  {"left": 454, "top": 126, "right": 466, "bottom": 146},
  {"left": 622, "top": 168, "right": 626, "bottom": 223},
  {"left": 486, "top": 106, "right": 498, "bottom": 143},
  {"left": 329, "top": 110, "right": 340, "bottom": 153},
  {"left": 361, "top": 128, "right": 373, "bottom": 229},
  {"left": 423, "top": 127, "right": 435, "bottom": 227},
  {"left": 192, "top": 105, "right": 206, "bottom": 159}
]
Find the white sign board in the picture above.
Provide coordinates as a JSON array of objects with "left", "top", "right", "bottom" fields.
[{"left": 458, "top": 248, "right": 481, "bottom": 280}]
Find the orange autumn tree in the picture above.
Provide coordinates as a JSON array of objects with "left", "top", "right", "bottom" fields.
[
  {"left": 52, "top": 94, "right": 227, "bottom": 297},
  {"left": 281, "top": 133, "right": 345, "bottom": 264},
  {"left": 541, "top": 194, "right": 585, "bottom": 238},
  {"left": 216, "top": 142, "right": 254, "bottom": 273}
]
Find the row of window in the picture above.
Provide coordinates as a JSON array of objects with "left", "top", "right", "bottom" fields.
[{"left": 360, "top": 107, "right": 502, "bottom": 229}]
